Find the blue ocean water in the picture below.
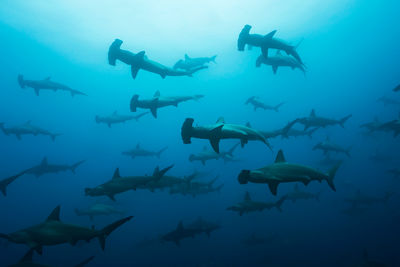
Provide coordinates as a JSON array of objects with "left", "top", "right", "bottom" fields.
[{"left": 0, "top": 1, "right": 399, "bottom": 266}]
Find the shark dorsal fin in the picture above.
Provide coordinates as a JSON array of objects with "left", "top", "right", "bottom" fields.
[
  {"left": 275, "top": 150, "right": 286, "bottom": 163},
  {"left": 45, "top": 77, "right": 51, "bottom": 81},
  {"left": 177, "top": 221, "right": 184, "bottom": 231},
  {"left": 153, "top": 90, "right": 161, "bottom": 98},
  {"left": 184, "top": 54, "right": 190, "bottom": 60},
  {"left": 264, "top": 30, "right": 277, "bottom": 39},
  {"left": 113, "top": 168, "right": 121, "bottom": 179},
  {"left": 19, "top": 249, "right": 34, "bottom": 263},
  {"left": 244, "top": 191, "right": 251, "bottom": 201},
  {"left": 216, "top": 117, "right": 225, "bottom": 124},
  {"left": 46, "top": 206, "right": 61, "bottom": 221},
  {"left": 246, "top": 122, "right": 252, "bottom": 128},
  {"left": 41, "top": 157, "right": 48, "bottom": 166},
  {"left": 136, "top": 143, "right": 140, "bottom": 149},
  {"left": 310, "top": 109, "right": 316, "bottom": 117}
]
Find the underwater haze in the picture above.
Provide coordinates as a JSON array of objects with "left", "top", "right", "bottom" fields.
[{"left": 0, "top": 0, "right": 400, "bottom": 266}]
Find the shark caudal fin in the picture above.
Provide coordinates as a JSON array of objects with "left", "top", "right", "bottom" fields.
[
  {"left": 275, "top": 195, "right": 287, "bottom": 212},
  {"left": 274, "top": 102, "right": 285, "bottom": 112},
  {"left": 187, "top": 65, "right": 208, "bottom": 77},
  {"left": 130, "top": 95, "right": 139, "bottom": 112},
  {"left": 108, "top": 39, "right": 123, "bottom": 66},
  {"left": 17, "top": 75, "right": 26, "bottom": 88},
  {"left": 210, "top": 55, "right": 217, "bottom": 63},
  {"left": 326, "top": 163, "right": 341, "bottom": 192},
  {"left": 156, "top": 147, "right": 168, "bottom": 158},
  {"left": 70, "top": 160, "right": 85, "bottom": 174},
  {"left": 181, "top": 118, "right": 194, "bottom": 144},
  {"left": 0, "top": 184, "right": 7, "bottom": 196},
  {"left": 339, "top": 114, "right": 352, "bottom": 128},
  {"left": 98, "top": 216, "right": 133, "bottom": 250},
  {"left": 227, "top": 142, "right": 240, "bottom": 156},
  {"left": 74, "top": 256, "right": 95, "bottom": 267}
]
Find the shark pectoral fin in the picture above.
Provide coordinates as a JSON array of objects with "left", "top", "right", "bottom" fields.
[
  {"left": 131, "top": 66, "right": 140, "bottom": 79},
  {"left": 108, "top": 194, "right": 116, "bottom": 201},
  {"left": 268, "top": 182, "right": 279, "bottom": 196},
  {"left": 34, "top": 88, "right": 40, "bottom": 96},
  {"left": 272, "top": 65, "right": 278, "bottom": 74},
  {"left": 240, "top": 139, "right": 248, "bottom": 147},
  {"left": 209, "top": 138, "right": 220, "bottom": 154},
  {"left": 261, "top": 46, "right": 269, "bottom": 58}
]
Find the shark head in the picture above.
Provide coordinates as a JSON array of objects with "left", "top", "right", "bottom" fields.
[
  {"left": 181, "top": 118, "right": 194, "bottom": 144},
  {"left": 238, "top": 170, "right": 250, "bottom": 184},
  {"left": 238, "top": 25, "right": 252, "bottom": 51},
  {"left": 84, "top": 187, "right": 103, "bottom": 197},
  {"left": 108, "top": 39, "right": 123, "bottom": 66}
]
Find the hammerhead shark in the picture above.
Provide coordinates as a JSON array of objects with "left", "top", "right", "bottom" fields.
[
  {"left": 237, "top": 24, "right": 303, "bottom": 64},
  {"left": 122, "top": 144, "right": 168, "bottom": 159},
  {"left": 0, "top": 121, "right": 61, "bottom": 141},
  {"left": 25, "top": 157, "right": 85, "bottom": 177},
  {"left": 130, "top": 91, "right": 204, "bottom": 118},
  {"left": 238, "top": 150, "right": 340, "bottom": 195},
  {"left": 173, "top": 54, "right": 217, "bottom": 71},
  {"left": 256, "top": 50, "right": 305, "bottom": 75},
  {"left": 181, "top": 117, "right": 271, "bottom": 153},
  {"left": 95, "top": 111, "right": 149, "bottom": 128},
  {"left": 0, "top": 206, "right": 133, "bottom": 254},
  {"left": 18, "top": 75, "right": 87, "bottom": 97},
  {"left": 245, "top": 96, "right": 285, "bottom": 112},
  {"left": 296, "top": 109, "right": 352, "bottom": 130},
  {"left": 108, "top": 39, "right": 207, "bottom": 79}
]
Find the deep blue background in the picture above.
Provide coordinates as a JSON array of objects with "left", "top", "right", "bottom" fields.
[{"left": 0, "top": 1, "right": 399, "bottom": 266}]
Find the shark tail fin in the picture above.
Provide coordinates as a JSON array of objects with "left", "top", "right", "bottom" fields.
[
  {"left": 326, "top": 163, "right": 341, "bottom": 192},
  {"left": 275, "top": 195, "right": 287, "bottom": 212},
  {"left": 210, "top": 55, "right": 217, "bottom": 63},
  {"left": 227, "top": 142, "right": 240, "bottom": 156},
  {"left": 156, "top": 147, "right": 168, "bottom": 158},
  {"left": 0, "top": 185, "right": 6, "bottom": 196},
  {"left": 274, "top": 102, "right": 285, "bottom": 112},
  {"left": 98, "top": 216, "right": 133, "bottom": 250},
  {"left": 18, "top": 75, "right": 26, "bottom": 88},
  {"left": 187, "top": 65, "right": 208, "bottom": 76},
  {"left": 108, "top": 39, "right": 123, "bottom": 66},
  {"left": 208, "top": 176, "right": 219, "bottom": 188},
  {"left": 71, "top": 160, "right": 85, "bottom": 174},
  {"left": 339, "top": 114, "right": 352, "bottom": 128},
  {"left": 215, "top": 184, "right": 224, "bottom": 192},
  {"left": 74, "top": 256, "right": 95, "bottom": 267}
]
